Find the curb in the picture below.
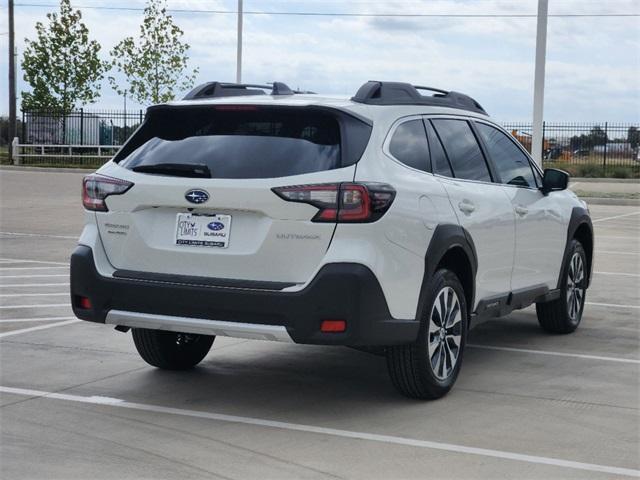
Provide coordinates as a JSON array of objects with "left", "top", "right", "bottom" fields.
[
  {"left": 582, "top": 197, "right": 640, "bottom": 206},
  {"left": 572, "top": 177, "right": 640, "bottom": 184},
  {"left": 0, "top": 165, "right": 95, "bottom": 174}
]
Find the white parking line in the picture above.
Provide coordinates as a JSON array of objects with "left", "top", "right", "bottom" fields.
[
  {"left": 597, "top": 250, "right": 639, "bottom": 256},
  {"left": 0, "top": 303, "right": 70, "bottom": 310},
  {"left": 587, "top": 302, "right": 640, "bottom": 310},
  {"left": 594, "top": 271, "right": 640, "bottom": 278},
  {"left": 0, "top": 283, "right": 69, "bottom": 288},
  {"left": 0, "top": 231, "right": 77, "bottom": 239},
  {"left": 596, "top": 235, "right": 640, "bottom": 241},
  {"left": 0, "top": 316, "right": 75, "bottom": 324},
  {"left": 0, "top": 386, "right": 637, "bottom": 478},
  {"left": 0, "top": 293, "right": 69, "bottom": 298},
  {"left": 592, "top": 211, "right": 640, "bottom": 224},
  {"left": 0, "top": 274, "right": 69, "bottom": 279},
  {"left": 0, "top": 267, "right": 68, "bottom": 271},
  {"left": 468, "top": 344, "right": 640, "bottom": 364},
  {"left": 0, "top": 320, "right": 79, "bottom": 338},
  {"left": 0, "top": 257, "right": 68, "bottom": 266}
]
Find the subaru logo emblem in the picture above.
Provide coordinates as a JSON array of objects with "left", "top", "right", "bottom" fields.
[
  {"left": 185, "top": 189, "right": 209, "bottom": 204},
  {"left": 207, "top": 221, "right": 225, "bottom": 231}
]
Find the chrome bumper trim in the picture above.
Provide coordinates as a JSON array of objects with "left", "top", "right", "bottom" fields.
[{"left": 105, "top": 310, "right": 293, "bottom": 343}]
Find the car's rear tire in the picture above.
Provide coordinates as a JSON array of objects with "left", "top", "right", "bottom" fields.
[
  {"left": 386, "top": 269, "right": 467, "bottom": 400},
  {"left": 132, "top": 329, "right": 214, "bottom": 370},
  {"left": 536, "top": 239, "right": 587, "bottom": 334}
]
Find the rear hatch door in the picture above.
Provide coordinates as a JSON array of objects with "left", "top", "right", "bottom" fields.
[{"left": 95, "top": 104, "right": 371, "bottom": 285}]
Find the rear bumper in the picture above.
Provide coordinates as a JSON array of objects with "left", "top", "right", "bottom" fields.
[{"left": 70, "top": 245, "right": 419, "bottom": 346}]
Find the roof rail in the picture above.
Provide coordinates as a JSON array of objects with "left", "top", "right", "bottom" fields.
[
  {"left": 183, "top": 81, "right": 313, "bottom": 100},
  {"left": 351, "top": 81, "right": 487, "bottom": 115}
]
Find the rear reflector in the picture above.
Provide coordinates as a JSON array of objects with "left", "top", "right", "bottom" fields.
[
  {"left": 320, "top": 319, "right": 346, "bottom": 333},
  {"left": 272, "top": 182, "right": 395, "bottom": 223},
  {"left": 76, "top": 296, "right": 92, "bottom": 309}
]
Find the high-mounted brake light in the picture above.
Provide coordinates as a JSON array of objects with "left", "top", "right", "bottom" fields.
[
  {"left": 82, "top": 174, "right": 133, "bottom": 212},
  {"left": 272, "top": 182, "right": 395, "bottom": 223},
  {"left": 213, "top": 105, "right": 259, "bottom": 111}
]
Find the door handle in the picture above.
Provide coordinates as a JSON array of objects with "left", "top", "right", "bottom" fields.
[
  {"left": 458, "top": 200, "right": 476, "bottom": 214},
  {"left": 515, "top": 205, "right": 528, "bottom": 216}
]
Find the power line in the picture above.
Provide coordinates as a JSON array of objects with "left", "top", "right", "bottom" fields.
[{"left": 12, "top": 4, "right": 640, "bottom": 17}]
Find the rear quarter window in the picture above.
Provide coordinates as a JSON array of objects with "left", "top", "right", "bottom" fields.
[{"left": 388, "top": 119, "right": 430, "bottom": 172}]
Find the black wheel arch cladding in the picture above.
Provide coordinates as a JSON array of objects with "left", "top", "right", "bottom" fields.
[
  {"left": 417, "top": 224, "right": 478, "bottom": 322},
  {"left": 559, "top": 206, "right": 593, "bottom": 289}
]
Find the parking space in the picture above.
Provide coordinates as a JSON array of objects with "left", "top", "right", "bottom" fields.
[{"left": 0, "top": 169, "right": 638, "bottom": 479}]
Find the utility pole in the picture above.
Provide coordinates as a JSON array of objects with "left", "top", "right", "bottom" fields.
[
  {"left": 8, "top": 0, "right": 17, "bottom": 162},
  {"left": 531, "top": 0, "right": 548, "bottom": 167},
  {"left": 236, "top": 0, "right": 243, "bottom": 83}
]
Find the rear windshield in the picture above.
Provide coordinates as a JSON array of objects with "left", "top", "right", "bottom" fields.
[{"left": 115, "top": 106, "right": 369, "bottom": 179}]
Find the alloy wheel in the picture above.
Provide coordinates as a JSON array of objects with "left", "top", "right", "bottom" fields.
[
  {"left": 567, "top": 252, "right": 585, "bottom": 321},
  {"left": 427, "top": 286, "right": 463, "bottom": 380}
]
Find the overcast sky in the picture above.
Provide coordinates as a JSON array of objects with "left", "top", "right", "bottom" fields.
[{"left": 1, "top": 0, "right": 639, "bottom": 121}]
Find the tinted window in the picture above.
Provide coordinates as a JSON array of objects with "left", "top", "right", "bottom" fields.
[
  {"left": 388, "top": 120, "right": 430, "bottom": 172},
  {"left": 477, "top": 123, "right": 536, "bottom": 187},
  {"left": 425, "top": 120, "right": 453, "bottom": 177},
  {"left": 116, "top": 106, "right": 360, "bottom": 179},
  {"left": 432, "top": 119, "right": 492, "bottom": 182}
]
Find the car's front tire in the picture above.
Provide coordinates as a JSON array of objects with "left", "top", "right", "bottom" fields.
[
  {"left": 386, "top": 269, "right": 467, "bottom": 399},
  {"left": 132, "top": 329, "right": 214, "bottom": 370},
  {"left": 536, "top": 239, "right": 587, "bottom": 334}
]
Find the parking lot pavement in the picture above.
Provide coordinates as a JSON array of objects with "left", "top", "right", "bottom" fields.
[{"left": 1, "top": 169, "right": 639, "bottom": 479}]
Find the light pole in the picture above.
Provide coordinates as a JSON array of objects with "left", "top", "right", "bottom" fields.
[
  {"left": 531, "top": 0, "right": 548, "bottom": 167},
  {"left": 236, "top": 0, "right": 243, "bottom": 83},
  {"left": 8, "top": 0, "right": 17, "bottom": 162}
]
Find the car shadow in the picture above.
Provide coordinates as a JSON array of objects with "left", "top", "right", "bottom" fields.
[{"left": 101, "top": 311, "right": 558, "bottom": 420}]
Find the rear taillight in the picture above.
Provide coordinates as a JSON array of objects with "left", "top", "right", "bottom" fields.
[
  {"left": 82, "top": 174, "right": 133, "bottom": 212},
  {"left": 272, "top": 182, "right": 395, "bottom": 223}
]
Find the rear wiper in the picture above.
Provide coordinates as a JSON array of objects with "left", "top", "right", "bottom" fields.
[{"left": 132, "top": 163, "right": 212, "bottom": 178}]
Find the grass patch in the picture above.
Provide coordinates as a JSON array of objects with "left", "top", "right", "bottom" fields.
[
  {"left": 573, "top": 190, "right": 639, "bottom": 199},
  {"left": 3, "top": 155, "right": 107, "bottom": 169},
  {"left": 544, "top": 162, "right": 640, "bottom": 179}
]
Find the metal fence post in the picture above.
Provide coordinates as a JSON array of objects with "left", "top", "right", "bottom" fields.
[
  {"left": 542, "top": 121, "right": 546, "bottom": 162},
  {"left": 12, "top": 137, "right": 20, "bottom": 165},
  {"left": 80, "top": 108, "right": 84, "bottom": 145},
  {"left": 603, "top": 122, "right": 608, "bottom": 175}
]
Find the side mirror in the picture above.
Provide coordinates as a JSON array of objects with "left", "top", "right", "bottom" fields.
[{"left": 541, "top": 168, "right": 569, "bottom": 194}]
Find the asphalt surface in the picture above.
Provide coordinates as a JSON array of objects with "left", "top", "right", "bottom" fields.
[{"left": 0, "top": 169, "right": 638, "bottom": 480}]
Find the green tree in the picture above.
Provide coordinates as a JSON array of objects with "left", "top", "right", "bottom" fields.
[
  {"left": 588, "top": 126, "right": 608, "bottom": 146},
  {"left": 109, "top": 0, "right": 199, "bottom": 105},
  {"left": 21, "top": 0, "right": 107, "bottom": 112}
]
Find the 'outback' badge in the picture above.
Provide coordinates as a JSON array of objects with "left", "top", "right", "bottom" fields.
[{"left": 185, "top": 189, "right": 209, "bottom": 204}]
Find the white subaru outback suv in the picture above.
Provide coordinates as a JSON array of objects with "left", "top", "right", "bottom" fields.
[{"left": 71, "top": 81, "right": 593, "bottom": 399}]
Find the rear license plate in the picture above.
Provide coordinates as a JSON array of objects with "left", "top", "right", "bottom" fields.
[{"left": 175, "top": 213, "right": 232, "bottom": 248}]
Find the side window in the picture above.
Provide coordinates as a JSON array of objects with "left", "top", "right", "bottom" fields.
[
  {"left": 431, "top": 119, "right": 492, "bottom": 182},
  {"left": 425, "top": 120, "right": 453, "bottom": 177},
  {"left": 476, "top": 123, "right": 536, "bottom": 188},
  {"left": 388, "top": 119, "right": 430, "bottom": 172}
]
